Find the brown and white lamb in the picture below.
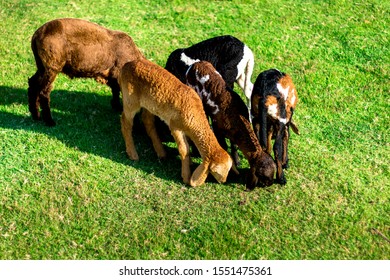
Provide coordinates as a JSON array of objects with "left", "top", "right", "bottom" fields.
[
  {"left": 119, "top": 58, "right": 233, "bottom": 187},
  {"left": 185, "top": 61, "right": 276, "bottom": 190},
  {"left": 28, "top": 18, "right": 144, "bottom": 126},
  {"left": 251, "top": 69, "right": 299, "bottom": 185}
]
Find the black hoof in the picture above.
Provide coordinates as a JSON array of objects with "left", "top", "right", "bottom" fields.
[
  {"left": 44, "top": 118, "right": 56, "bottom": 127},
  {"left": 277, "top": 177, "right": 287, "bottom": 185}
]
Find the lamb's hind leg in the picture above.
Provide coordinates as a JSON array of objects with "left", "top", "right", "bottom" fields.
[
  {"left": 141, "top": 109, "right": 167, "bottom": 159},
  {"left": 27, "top": 71, "right": 42, "bottom": 121},
  {"left": 236, "top": 73, "right": 253, "bottom": 111},
  {"left": 108, "top": 78, "right": 122, "bottom": 112},
  {"left": 236, "top": 54, "right": 254, "bottom": 117},
  {"left": 39, "top": 70, "right": 58, "bottom": 126}
]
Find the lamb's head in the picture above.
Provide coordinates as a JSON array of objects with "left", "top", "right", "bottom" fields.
[
  {"left": 246, "top": 152, "right": 276, "bottom": 191},
  {"left": 190, "top": 149, "right": 233, "bottom": 187},
  {"left": 209, "top": 150, "right": 233, "bottom": 183}
]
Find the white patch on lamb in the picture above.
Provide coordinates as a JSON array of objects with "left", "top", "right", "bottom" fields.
[
  {"left": 279, "top": 118, "right": 287, "bottom": 124},
  {"left": 267, "top": 104, "right": 278, "bottom": 119},
  {"left": 277, "top": 83, "right": 290, "bottom": 101},
  {"left": 193, "top": 71, "right": 219, "bottom": 115},
  {"left": 235, "top": 45, "right": 254, "bottom": 119},
  {"left": 236, "top": 45, "right": 253, "bottom": 80},
  {"left": 199, "top": 74, "right": 210, "bottom": 85},
  {"left": 205, "top": 97, "right": 220, "bottom": 115},
  {"left": 180, "top": 52, "right": 200, "bottom": 66},
  {"left": 267, "top": 104, "right": 287, "bottom": 124},
  {"left": 290, "top": 90, "right": 296, "bottom": 105}
]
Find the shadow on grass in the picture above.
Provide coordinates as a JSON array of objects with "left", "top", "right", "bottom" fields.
[{"left": 0, "top": 85, "right": 245, "bottom": 187}]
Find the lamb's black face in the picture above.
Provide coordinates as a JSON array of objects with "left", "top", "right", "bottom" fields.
[
  {"left": 257, "top": 170, "right": 274, "bottom": 187},
  {"left": 257, "top": 156, "right": 277, "bottom": 187},
  {"left": 245, "top": 157, "right": 276, "bottom": 191}
]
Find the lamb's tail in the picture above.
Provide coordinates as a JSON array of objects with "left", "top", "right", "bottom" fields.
[{"left": 30, "top": 33, "right": 46, "bottom": 74}]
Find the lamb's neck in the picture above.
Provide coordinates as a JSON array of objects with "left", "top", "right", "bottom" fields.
[
  {"left": 234, "top": 125, "right": 264, "bottom": 162},
  {"left": 189, "top": 126, "right": 221, "bottom": 160}
]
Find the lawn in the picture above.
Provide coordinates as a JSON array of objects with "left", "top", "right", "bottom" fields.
[{"left": 0, "top": 0, "right": 388, "bottom": 259}]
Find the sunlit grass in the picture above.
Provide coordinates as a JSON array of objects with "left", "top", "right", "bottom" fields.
[{"left": 0, "top": 0, "right": 388, "bottom": 259}]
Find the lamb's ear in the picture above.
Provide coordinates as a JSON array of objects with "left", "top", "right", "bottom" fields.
[
  {"left": 290, "top": 121, "right": 300, "bottom": 135},
  {"left": 245, "top": 168, "right": 258, "bottom": 191},
  {"left": 190, "top": 162, "right": 209, "bottom": 187}
]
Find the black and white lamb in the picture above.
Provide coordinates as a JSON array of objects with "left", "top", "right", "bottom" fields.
[{"left": 165, "top": 35, "right": 254, "bottom": 112}]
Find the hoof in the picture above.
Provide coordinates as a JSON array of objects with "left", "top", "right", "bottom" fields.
[
  {"left": 127, "top": 152, "right": 139, "bottom": 161},
  {"left": 277, "top": 176, "right": 287, "bottom": 185},
  {"left": 44, "top": 119, "right": 56, "bottom": 127},
  {"left": 30, "top": 112, "right": 40, "bottom": 121}
]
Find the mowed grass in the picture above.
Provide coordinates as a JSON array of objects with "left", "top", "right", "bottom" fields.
[{"left": 0, "top": 0, "right": 389, "bottom": 259}]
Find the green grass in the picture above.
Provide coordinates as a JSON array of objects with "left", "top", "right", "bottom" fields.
[{"left": 0, "top": 0, "right": 389, "bottom": 259}]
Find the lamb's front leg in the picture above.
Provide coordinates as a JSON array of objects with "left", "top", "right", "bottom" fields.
[
  {"left": 273, "top": 124, "right": 287, "bottom": 185},
  {"left": 170, "top": 128, "right": 191, "bottom": 185}
]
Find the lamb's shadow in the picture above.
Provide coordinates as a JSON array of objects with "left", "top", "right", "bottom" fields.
[
  {"left": 0, "top": 85, "right": 185, "bottom": 183},
  {"left": 0, "top": 85, "right": 245, "bottom": 186}
]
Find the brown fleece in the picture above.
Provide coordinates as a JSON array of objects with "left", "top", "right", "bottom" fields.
[
  {"left": 119, "top": 58, "right": 232, "bottom": 187},
  {"left": 28, "top": 18, "right": 144, "bottom": 126}
]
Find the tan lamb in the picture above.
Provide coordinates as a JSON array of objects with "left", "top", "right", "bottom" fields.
[{"left": 119, "top": 58, "right": 233, "bottom": 187}]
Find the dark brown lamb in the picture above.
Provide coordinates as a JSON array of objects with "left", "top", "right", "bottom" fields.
[
  {"left": 185, "top": 61, "right": 276, "bottom": 190},
  {"left": 28, "top": 18, "right": 144, "bottom": 126}
]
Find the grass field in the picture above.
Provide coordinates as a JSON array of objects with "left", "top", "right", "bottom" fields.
[{"left": 0, "top": 0, "right": 389, "bottom": 259}]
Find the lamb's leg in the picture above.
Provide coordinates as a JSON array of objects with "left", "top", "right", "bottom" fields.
[
  {"left": 236, "top": 72, "right": 253, "bottom": 114},
  {"left": 213, "top": 125, "right": 240, "bottom": 167},
  {"left": 282, "top": 125, "right": 290, "bottom": 169},
  {"left": 259, "top": 102, "right": 268, "bottom": 150},
  {"left": 236, "top": 73, "right": 246, "bottom": 93},
  {"left": 141, "top": 109, "right": 167, "bottom": 159},
  {"left": 170, "top": 128, "right": 191, "bottom": 184},
  {"left": 252, "top": 117, "right": 261, "bottom": 141},
  {"left": 38, "top": 70, "right": 58, "bottom": 126},
  {"left": 273, "top": 125, "right": 286, "bottom": 185},
  {"left": 236, "top": 55, "right": 254, "bottom": 119},
  {"left": 266, "top": 125, "right": 274, "bottom": 155},
  {"left": 121, "top": 108, "right": 139, "bottom": 161},
  {"left": 108, "top": 78, "right": 122, "bottom": 112},
  {"left": 27, "top": 71, "right": 42, "bottom": 121}
]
